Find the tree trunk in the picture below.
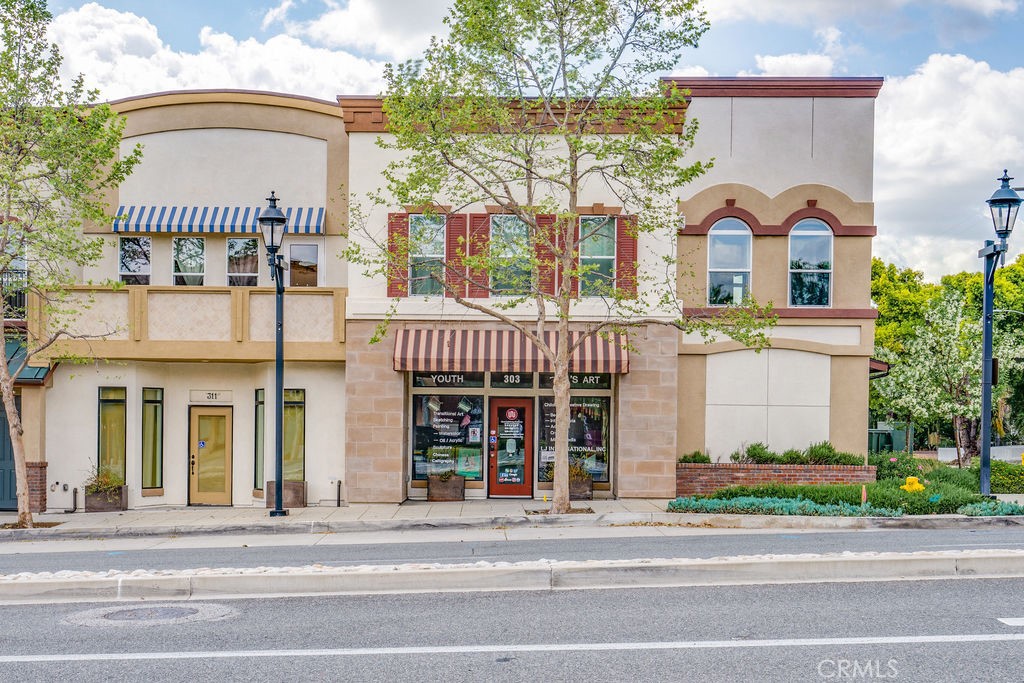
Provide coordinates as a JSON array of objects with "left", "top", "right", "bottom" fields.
[
  {"left": 550, "top": 321, "right": 572, "bottom": 514},
  {"left": 953, "top": 415, "right": 979, "bottom": 468},
  {"left": 0, "top": 367, "right": 31, "bottom": 527}
]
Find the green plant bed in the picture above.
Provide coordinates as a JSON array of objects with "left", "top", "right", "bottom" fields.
[
  {"left": 729, "top": 441, "right": 863, "bottom": 466},
  {"left": 709, "top": 480, "right": 986, "bottom": 515},
  {"left": 988, "top": 460, "right": 1024, "bottom": 494},
  {"left": 667, "top": 495, "right": 902, "bottom": 518},
  {"left": 957, "top": 500, "right": 1024, "bottom": 516}
]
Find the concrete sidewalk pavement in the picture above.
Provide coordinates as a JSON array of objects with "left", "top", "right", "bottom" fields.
[{"left": 4, "top": 497, "right": 1024, "bottom": 541}]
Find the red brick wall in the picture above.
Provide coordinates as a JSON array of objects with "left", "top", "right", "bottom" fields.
[
  {"left": 676, "top": 462, "right": 876, "bottom": 497},
  {"left": 26, "top": 461, "right": 47, "bottom": 513}
]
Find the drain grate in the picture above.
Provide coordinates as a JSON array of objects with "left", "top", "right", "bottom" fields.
[{"left": 65, "top": 602, "right": 236, "bottom": 628}]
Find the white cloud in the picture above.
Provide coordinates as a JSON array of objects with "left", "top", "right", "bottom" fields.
[
  {"left": 260, "top": 0, "right": 294, "bottom": 31},
  {"left": 746, "top": 52, "right": 834, "bottom": 76},
  {"left": 706, "top": 0, "right": 1018, "bottom": 25},
  {"left": 50, "top": 3, "right": 386, "bottom": 100},
  {"left": 268, "top": 0, "right": 452, "bottom": 61},
  {"left": 874, "top": 53, "right": 1024, "bottom": 280}
]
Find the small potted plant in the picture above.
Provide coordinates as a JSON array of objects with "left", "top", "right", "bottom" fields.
[
  {"left": 84, "top": 466, "right": 128, "bottom": 512},
  {"left": 568, "top": 458, "right": 593, "bottom": 500},
  {"left": 426, "top": 450, "right": 465, "bottom": 501}
]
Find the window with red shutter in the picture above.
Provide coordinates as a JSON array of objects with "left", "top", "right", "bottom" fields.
[
  {"left": 615, "top": 215, "right": 638, "bottom": 298},
  {"left": 386, "top": 212, "right": 409, "bottom": 297},
  {"left": 445, "top": 213, "right": 468, "bottom": 298},
  {"left": 535, "top": 214, "right": 557, "bottom": 295},
  {"left": 467, "top": 213, "right": 490, "bottom": 297}
]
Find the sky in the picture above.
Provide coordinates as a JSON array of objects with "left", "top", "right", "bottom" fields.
[{"left": 43, "top": 0, "right": 1024, "bottom": 281}]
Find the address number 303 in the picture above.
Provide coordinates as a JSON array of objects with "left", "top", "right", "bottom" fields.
[{"left": 502, "top": 375, "right": 521, "bottom": 384}]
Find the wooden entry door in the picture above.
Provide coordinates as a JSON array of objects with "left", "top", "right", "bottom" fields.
[
  {"left": 488, "top": 398, "right": 533, "bottom": 497},
  {"left": 189, "top": 406, "right": 232, "bottom": 505}
]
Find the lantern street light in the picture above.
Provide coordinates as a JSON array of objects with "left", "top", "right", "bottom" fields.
[
  {"left": 980, "top": 171, "right": 1021, "bottom": 495},
  {"left": 258, "top": 191, "right": 289, "bottom": 517}
]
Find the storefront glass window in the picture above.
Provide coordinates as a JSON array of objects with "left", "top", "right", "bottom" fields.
[
  {"left": 538, "top": 396, "right": 610, "bottom": 483},
  {"left": 412, "top": 394, "right": 484, "bottom": 481}
]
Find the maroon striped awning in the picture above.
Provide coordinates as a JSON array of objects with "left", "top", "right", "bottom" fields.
[{"left": 393, "top": 329, "right": 629, "bottom": 373}]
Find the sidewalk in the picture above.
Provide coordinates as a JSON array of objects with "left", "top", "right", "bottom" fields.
[{"left": 3, "top": 497, "right": 1024, "bottom": 540}]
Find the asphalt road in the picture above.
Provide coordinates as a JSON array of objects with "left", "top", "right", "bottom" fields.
[
  {"left": 2, "top": 578, "right": 1023, "bottom": 682},
  {"left": 2, "top": 526, "right": 1024, "bottom": 574}
]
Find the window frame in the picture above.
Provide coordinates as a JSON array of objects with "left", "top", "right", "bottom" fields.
[
  {"left": 254, "top": 388, "right": 265, "bottom": 491},
  {"left": 172, "top": 236, "right": 205, "bottom": 286},
  {"left": 227, "top": 237, "right": 259, "bottom": 287},
  {"left": 97, "top": 386, "right": 127, "bottom": 481},
  {"left": 489, "top": 214, "right": 531, "bottom": 295},
  {"left": 579, "top": 216, "right": 617, "bottom": 297},
  {"left": 141, "top": 387, "right": 163, "bottom": 489},
  {"left": 119, "top": 236, "right": 152, "bottom": 285},
  {"left": 287, "top": 242, "right": 320, "bottom": 287},
  {"left": 788, "top": 218, "right": 833, "bottom": 308},
  {"left": 282, "top": 388, "right": 305, "bottom": 481},
  {"left": 707, "top": 217, "right": 752, "bottom": 306},
  {"left": 408, "top": 213, "right": 446, "bottom": 296}
]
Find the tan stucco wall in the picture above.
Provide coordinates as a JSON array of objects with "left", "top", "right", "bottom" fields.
[
  {"left": 830, "top": 355, "right": 869, "bottom": 455},
  {"left": 677, "top": 355, "right": 706, "bottom": 456},
  {"left": 20, "top": 386, "right": 46, "bottom": 464}
]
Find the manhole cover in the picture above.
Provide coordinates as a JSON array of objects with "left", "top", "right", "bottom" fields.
[
  {"left": 64, "top": 602, "right": 236, "bottom": 628},
  {"left": 103, "top": 606, "right": 199, "bottom": 621}
]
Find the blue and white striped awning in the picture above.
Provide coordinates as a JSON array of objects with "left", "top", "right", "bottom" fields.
[{"left": 112, "top": 205, "right": 324, "bottom": 234}]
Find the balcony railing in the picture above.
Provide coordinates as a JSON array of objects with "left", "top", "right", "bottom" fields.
[{"left": 2, "top": 269, "right": 27, "bottom": 320}]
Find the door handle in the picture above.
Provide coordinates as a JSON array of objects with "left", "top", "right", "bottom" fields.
[{"left": 191, "top": 455, "right": 196, "bottom": 475}]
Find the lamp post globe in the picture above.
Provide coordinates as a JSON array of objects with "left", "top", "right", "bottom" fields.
[
  {"left": 979, "top": 172, "right": 1020, "bottom": 496},
  {"left": 259, "top": 191, "right": 289, "bottom": 517}
]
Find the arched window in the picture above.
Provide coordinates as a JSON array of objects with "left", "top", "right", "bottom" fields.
[
  {"left": 789, "top": 219, "right": 832, "bottom": 307},
  {"left": 707, "top": 217, "right": 751, "bottom": 305}
]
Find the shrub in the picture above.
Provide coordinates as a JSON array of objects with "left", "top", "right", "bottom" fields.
[
  {"left": 779, "top": 449, "right": 806, "bottom": 464},
  {"left": 667, "top": 495, "right": 902, "bottom": 517},
  {"left": 728, "top": 441, "right": 865, "bottom": 466},
  {"left": 730, "top": 442, "right": 777, "bottom": 464},
  {"left": 989, "top": 460, "right": 1024, "bottom": 494},
  {"left": 678, "top": 451, "right": 711, "bottom": 464},
  {"left": 957, "top": 500, "right": 1024, "bottom": 516},
  {"left": 926, "top": 463, "right": 978, "bottom": 491},
  {"left": 869, "top": 451, "right": 919, "bottom": 481},
  {"left": 710, "top": 484, "right": 862, "bottom": 506}
]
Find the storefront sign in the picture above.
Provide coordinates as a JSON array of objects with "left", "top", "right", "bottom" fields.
[
  {"left": 539, "top": 373, "right": 611, "bottom": 390},
  {"left": 490, "top": 372, "right": 534, "bottom": 388},
  {"left": 412, "top": 372, "right": 485, "bottom": 388}
]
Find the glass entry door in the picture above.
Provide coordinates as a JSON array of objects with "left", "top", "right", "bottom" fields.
[
  {"left": 189, "top": 406, "right": 232, "bottom": 505},
  {"left": 488, "top": 398, "right": 533, "bottom": 497}
]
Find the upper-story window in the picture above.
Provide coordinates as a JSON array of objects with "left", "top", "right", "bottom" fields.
[
  {"left": 227, "top": 237, "right": 259, "bottom": 286},
  {"left": 579, "top": 216, "right": 616, "bottom": 297},
  {"left": 409, "top": 214, "right": 445, "bottom": 296},
  {"left": 707, "top": 218, "right": 751, "bottom": 306},
  {"left": 119, "top": 236, "right": 151, "bottom": 285},
  {"left": 288, "top": 243, "right": 318, "bottom": 287},
  {"left": 789, "top": 219, "right": 832, "bottom": 307},
  {"left": 172, "top": 237, "right": 205, "bottom": 286},
  {"left": 490, "top": 214, "right": 530, "bottom": 294}
]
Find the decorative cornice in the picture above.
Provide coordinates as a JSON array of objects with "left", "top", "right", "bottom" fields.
[
  {"left": 679, "top": 206, "right": 876, "bottom": 237},
  {"left": 664, "top": 77, "right": 884, "bottom": 99},
  {"left": 682, "top": 307, "right": 879, "bottom": 320},
  {"left": 110, "top": 90, "right": 343, "bottom": 117}
]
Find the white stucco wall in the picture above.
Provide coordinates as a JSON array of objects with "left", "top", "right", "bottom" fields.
[
  {"left": 44, "top": 361, "right": 346, "bottom": 510},
  {"left": 704, "top": 348, "right": 831, "bottom": 460},
  {"left": 680, "top": 96, "right": 875, "bottom": 203}
]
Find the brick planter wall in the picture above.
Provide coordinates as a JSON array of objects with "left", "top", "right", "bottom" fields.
[
  {"left": 676, "top": 462, "right": 876, "bottom": 497},
  {"left": 26, "top": 461, "right": 47, "bottom": 513}
]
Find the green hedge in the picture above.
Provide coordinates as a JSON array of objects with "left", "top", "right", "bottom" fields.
[
  {"left": 667, "top": 495, "right": 902, "bottom": 517},
  {"left": 729, "top": 441, "right": 863, "bottom": 466},
  {"left": 710, "top": 483, "right": 862, "bottom": 506},
  {"left": 989, "top": 460, "right": 1024, "bottom": 494},
  {"left": 677, "top": 451, "right": 712, "bottom": 464}
]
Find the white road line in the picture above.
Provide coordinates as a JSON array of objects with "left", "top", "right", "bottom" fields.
[
  {"left": 998, "top": 618, "right": 1024, "bottom": 626},
  {"left": 4, "top": 633, "right": 1024, "bottom": 663}
]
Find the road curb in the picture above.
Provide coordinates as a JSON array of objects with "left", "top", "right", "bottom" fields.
[
  {"left": 2, "top": 550, "right": 1024, "bottom": 603},
  {"left": 3, "top": 511, "right": 1024, "bottom": 541}
]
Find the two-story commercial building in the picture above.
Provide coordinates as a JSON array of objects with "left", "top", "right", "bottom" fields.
[{"left": 2, "top": 76, "right": 882, "bottom": 512}]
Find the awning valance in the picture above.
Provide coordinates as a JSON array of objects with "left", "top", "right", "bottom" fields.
[
  {"left": 394, "top": 328, "right": 629, "bottom": 374},
  {"left": 112, "top": 205, "right": 324, "bottom": 234}
]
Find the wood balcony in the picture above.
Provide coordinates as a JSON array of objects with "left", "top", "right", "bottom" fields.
[{"left": 35, "top": 285, "right": 346, "bottom": 363}]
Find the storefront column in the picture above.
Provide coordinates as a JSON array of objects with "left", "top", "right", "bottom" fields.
[
  {"left": 20, "top": 384, "right": 48, "bottom": 512},
  {"left": 344, "top": 321, "right": 407, "bottom": 502},
  {"left": 615, "top": 326, "right": 678, "bottom": 497}
]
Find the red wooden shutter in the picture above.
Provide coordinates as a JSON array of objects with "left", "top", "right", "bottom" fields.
[
  {"left": 566, "top": 218, "right": 580, "bottom": 297},
  {"left": 616, "top": 215, "right": 638, "bottom": 298},
  {"left": 387, "top": 212, "right": 409, "bottom": 297},
  {"left": 445, "top": 213, "right": 468, "bottom": 298},
  {"left": 468, "top": 213, "right": 490, "bottom": 297},
  {"left": 535, "top": 214, "right": 557, "bottom": 296}
]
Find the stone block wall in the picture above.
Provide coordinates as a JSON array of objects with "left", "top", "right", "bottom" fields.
[
  {"left": 676, "top": 462, "right": 876, "bottom": 497},
  {"left": 616, "top": 326, "right": 679, "bottom": 498},
  {"left": 344, "top": 321, "right": 407, "bottom": 502}
]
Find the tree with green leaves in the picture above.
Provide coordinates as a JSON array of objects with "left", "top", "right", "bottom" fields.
[
  {"left": 874, "top": 289, "right": 1022, "bottom": 465},
  {"left": 0, "top": 0, "right": 140, "bottom": 526},
  {"left": 346, "top": 0, "right": 772, "bottom": 512}
]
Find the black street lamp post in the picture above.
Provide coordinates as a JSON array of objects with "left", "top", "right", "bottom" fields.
[
  {"left": 258, "top": 191, "right": 289, "bottom": 517},
  {"left": 981, "top": 171, "right": 1021, "bottom": 495}
]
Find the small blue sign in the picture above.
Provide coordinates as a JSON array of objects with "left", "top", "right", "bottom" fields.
[
  {"left": 489, "top": 436, "right": 498, "bottom": 444},
  {"left": 198, "top": 440, "right": 206, "bottom": 449}
]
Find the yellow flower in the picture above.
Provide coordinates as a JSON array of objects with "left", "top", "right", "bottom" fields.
[{"left": 900, "top": 476, "right": 925, "bottom": 493}]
